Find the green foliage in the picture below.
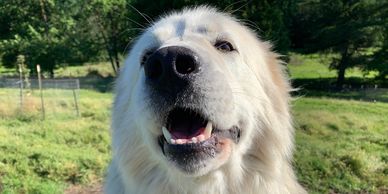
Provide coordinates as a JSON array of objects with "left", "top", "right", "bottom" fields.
[
  {"left": 1, "top": 0, "right": 387, "bottom": 81},
  {"left": 291, "top": 0, "right": 388, "bottom": 86},
  {"left": 366, "top": 27, "right": 388, "bottom": 79},
  {"left": 83, "top": 0, "right": 133, "bottom": 74},
  {"left": 0, "top": 0, "right": 104, "bottom": 77}
]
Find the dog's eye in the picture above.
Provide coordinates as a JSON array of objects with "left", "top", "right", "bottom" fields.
[
  {"left": 140, "top": 50, "right": 154, "bottom": 66},
  {"left": 214, "top": 41, "right": 235, "bottom": 52}
]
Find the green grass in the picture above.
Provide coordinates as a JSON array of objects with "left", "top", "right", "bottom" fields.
[
  {"left": 1, "top": 89, "right": 78, "bottom": 118},
  {"left": 0, "top": 89, "right": 387, "bottom": 193},
  {"left": 0, "top": 65, "right": 16, "bottom": 77},
  {"left": 288, "top": 53, "right": 378, "bottom": 79},
  {"left": 0, "top": 89, "right": 111, "bottom": 194},
  {"left": 54, "top": 62, "right": 115, "bottom": 78},
  {"left": 293, "top": 97, "right": 388, "bottom": 193}
]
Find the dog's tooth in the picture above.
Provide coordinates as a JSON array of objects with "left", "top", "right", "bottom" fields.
[
  {"left": 162, "top": 127, "right": 172, "bottom": 144},
  {"left": 176, "top": 139, "right": 184, "bottom": 144},
  {"left": 204, "top": 122, "right": 213, "bottom": 139},
  {"left": 191, "top": 137, "right": 198, "bottom": 143},
  {"left": 197, "top": 135, "right": 205, "bottom": 142}
]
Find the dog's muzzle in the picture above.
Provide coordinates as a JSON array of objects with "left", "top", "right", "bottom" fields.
[{"left": 144, "top": 46, "right": 240, "bottom": 173}]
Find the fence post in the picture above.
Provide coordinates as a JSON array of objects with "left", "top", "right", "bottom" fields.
[
  {"left": 37, "top": 64, "right": 45, "bottom": 120},
  {"left": 72, "top": 79, "right": 80, "bottom": 117},
  {"left": 18, "top": 63, "right": 24, "bottom": 113}
]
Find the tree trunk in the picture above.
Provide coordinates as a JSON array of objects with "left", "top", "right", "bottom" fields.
[
  {"left": 39, "top": 0, "right": 49, "bottom": 37},
  {"left": 49, "top": 68, "right": 54, "bottom": 78},
  {"left": 105, "top": 42, "right": 116, "bottom": 74},
  {"left": 112, "top": 34, "right": 120, "bottom": 73},
  {"left": 95, "top": 13, "right": 118, "bottom": 76},
  {"left": 336, "top": 63, "right": 346, "bottom": 89},
  {"left": 336, "top": 46, "right": 350, "bottom": 89},
  {"left": 114, "top": 51, "right": 120, "bottom": 73},
  {"left": 109, "top": 12, "right": 120, "bottom": 74}
]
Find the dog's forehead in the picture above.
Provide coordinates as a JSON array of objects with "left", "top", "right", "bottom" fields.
[{"left": 148, "top": 9, "right": 233, "bottom": 42}]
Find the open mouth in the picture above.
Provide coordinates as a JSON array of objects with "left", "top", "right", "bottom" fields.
[
  {"left": 162, "top": 108, "right": 212, "bottom": 144},
  {"left": 159, "top": 107, "right": 240, "bottom": 148},
  {"left": 158, "top": 107, "right": 240, "bottom": 173}
]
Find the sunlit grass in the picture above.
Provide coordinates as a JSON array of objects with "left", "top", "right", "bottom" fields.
[
  {"left": 0, "top": 89, "right": 112, "bottom": 193},
  {"left": 293, "top": 97, "right": 388, "bottom": 193},
  {"left": 288, "top": 53, "right": 379, "bottom": 79},
  {"left": 1, "top": 89, "right": 387, "bottom": 193},
  {"left": 54, "top": 62, "right": 115, "bottom": 78}
]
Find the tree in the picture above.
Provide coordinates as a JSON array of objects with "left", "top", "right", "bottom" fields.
[
  {"left": 1, "top": 0, "right": 298, "bottom": 75},
  {"left": 291, "top": 0, "right": 387, "bottom": 87},
  {"left": 366, "top": 27, "right": 388, "bottom": 79},
  {"left": 0, "top": 0, "right": 101, "bottom": 77},
  {"left": 84, "top": 0, "right": 133, "bottom": 75}
]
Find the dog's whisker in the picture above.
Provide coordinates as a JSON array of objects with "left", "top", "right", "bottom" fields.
[
  {"left": 127, "top": 4, "right": 154, "bottom": 25},
  {"left": 229, "top": 0, "right": 253, "bottom": 15},
  {"left": 223, "top": 0, "right": 249, "bottom": 13}
]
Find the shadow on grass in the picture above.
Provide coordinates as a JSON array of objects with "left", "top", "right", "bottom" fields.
[
  {"left": 292, "top": 78, "right": 388, "bottom": 102},
  {"left": 77, "top": 76, "right": 114, "bottom": 92}
]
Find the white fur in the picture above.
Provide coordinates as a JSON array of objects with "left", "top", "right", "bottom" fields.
[{"left": 105, "top": 6, "right": 307, "bottom": 194}]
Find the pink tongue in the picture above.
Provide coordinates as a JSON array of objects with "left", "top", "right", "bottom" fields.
[{"left": 170, "top": 127, "right": 205, "bottom": 139}]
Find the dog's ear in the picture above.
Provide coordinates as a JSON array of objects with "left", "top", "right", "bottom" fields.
[
  {"left": 246, "top": 41, "right": 295, "bottom": 162},
  {"left": 246, "top": 40, "right": 292, "bottom": 117},
  {"left": 267, "top": 53, "right": 291, "bottom": 95}
]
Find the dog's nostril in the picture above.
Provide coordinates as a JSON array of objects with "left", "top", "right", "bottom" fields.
[
  {"left": 145, "top": 59, "right": 163, "bottom": 79},
  {"left": 175, "top": 55, "right": 197, "bottom": 75}
]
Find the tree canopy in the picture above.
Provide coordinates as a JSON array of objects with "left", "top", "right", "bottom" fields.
[{"left": 0, "top": 0, "right": 387, "bottom": 83}]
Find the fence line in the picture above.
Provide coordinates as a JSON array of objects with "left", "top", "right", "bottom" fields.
[{"left": 0, "top": 78, "right": 80, "bottom": 119}]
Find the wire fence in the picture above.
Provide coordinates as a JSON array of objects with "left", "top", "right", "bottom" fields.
[{"left": 0, "top": 78, "right": 80, "bottom": 119}]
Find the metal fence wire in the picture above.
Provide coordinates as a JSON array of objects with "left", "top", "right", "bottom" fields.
[{"left": 0, "top": 78, "right": 80, "bottom": 118}]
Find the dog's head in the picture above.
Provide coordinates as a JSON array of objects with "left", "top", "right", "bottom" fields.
[{"left": 112, "top": 7, "right": 293, "bottom": 177}]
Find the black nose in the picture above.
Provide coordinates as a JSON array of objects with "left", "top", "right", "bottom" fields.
[
  {"left": 144, "top": 46, "right": 199, "bottom": 79},
  {"left": 144, "top": 46, "right": 200, "bottom": 95}
]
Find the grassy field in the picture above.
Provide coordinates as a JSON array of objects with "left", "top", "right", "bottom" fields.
[
  {"left": 0, "top": 90, "right": 112, "bottom": 193},
  {"left": 288, "top": 53, "right": 378, "bottom": 79},
  {"left": 0, "top": 90, "right": 387, "bottom": 193},
  {"left": 0, "top": 54, "right": 387, "bottom": 193},
  {"left": 54, "top": 62, "right": 115, "bottom": 78},
  {"left": 293, "top": 97, "right": 388, "bottom": 193}
]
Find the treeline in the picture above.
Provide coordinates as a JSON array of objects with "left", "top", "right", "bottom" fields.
[{"left": 0, "top": 0, "right": 387, "bottom": 86}]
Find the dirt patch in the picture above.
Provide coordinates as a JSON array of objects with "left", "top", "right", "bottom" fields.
[{"left": 64, "top": 182, "right": 103, "bottom": 194}]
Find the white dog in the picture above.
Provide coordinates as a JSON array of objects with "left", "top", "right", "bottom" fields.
[{"left": 105, "top": 6, "right": 306, "bottom": 194}]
